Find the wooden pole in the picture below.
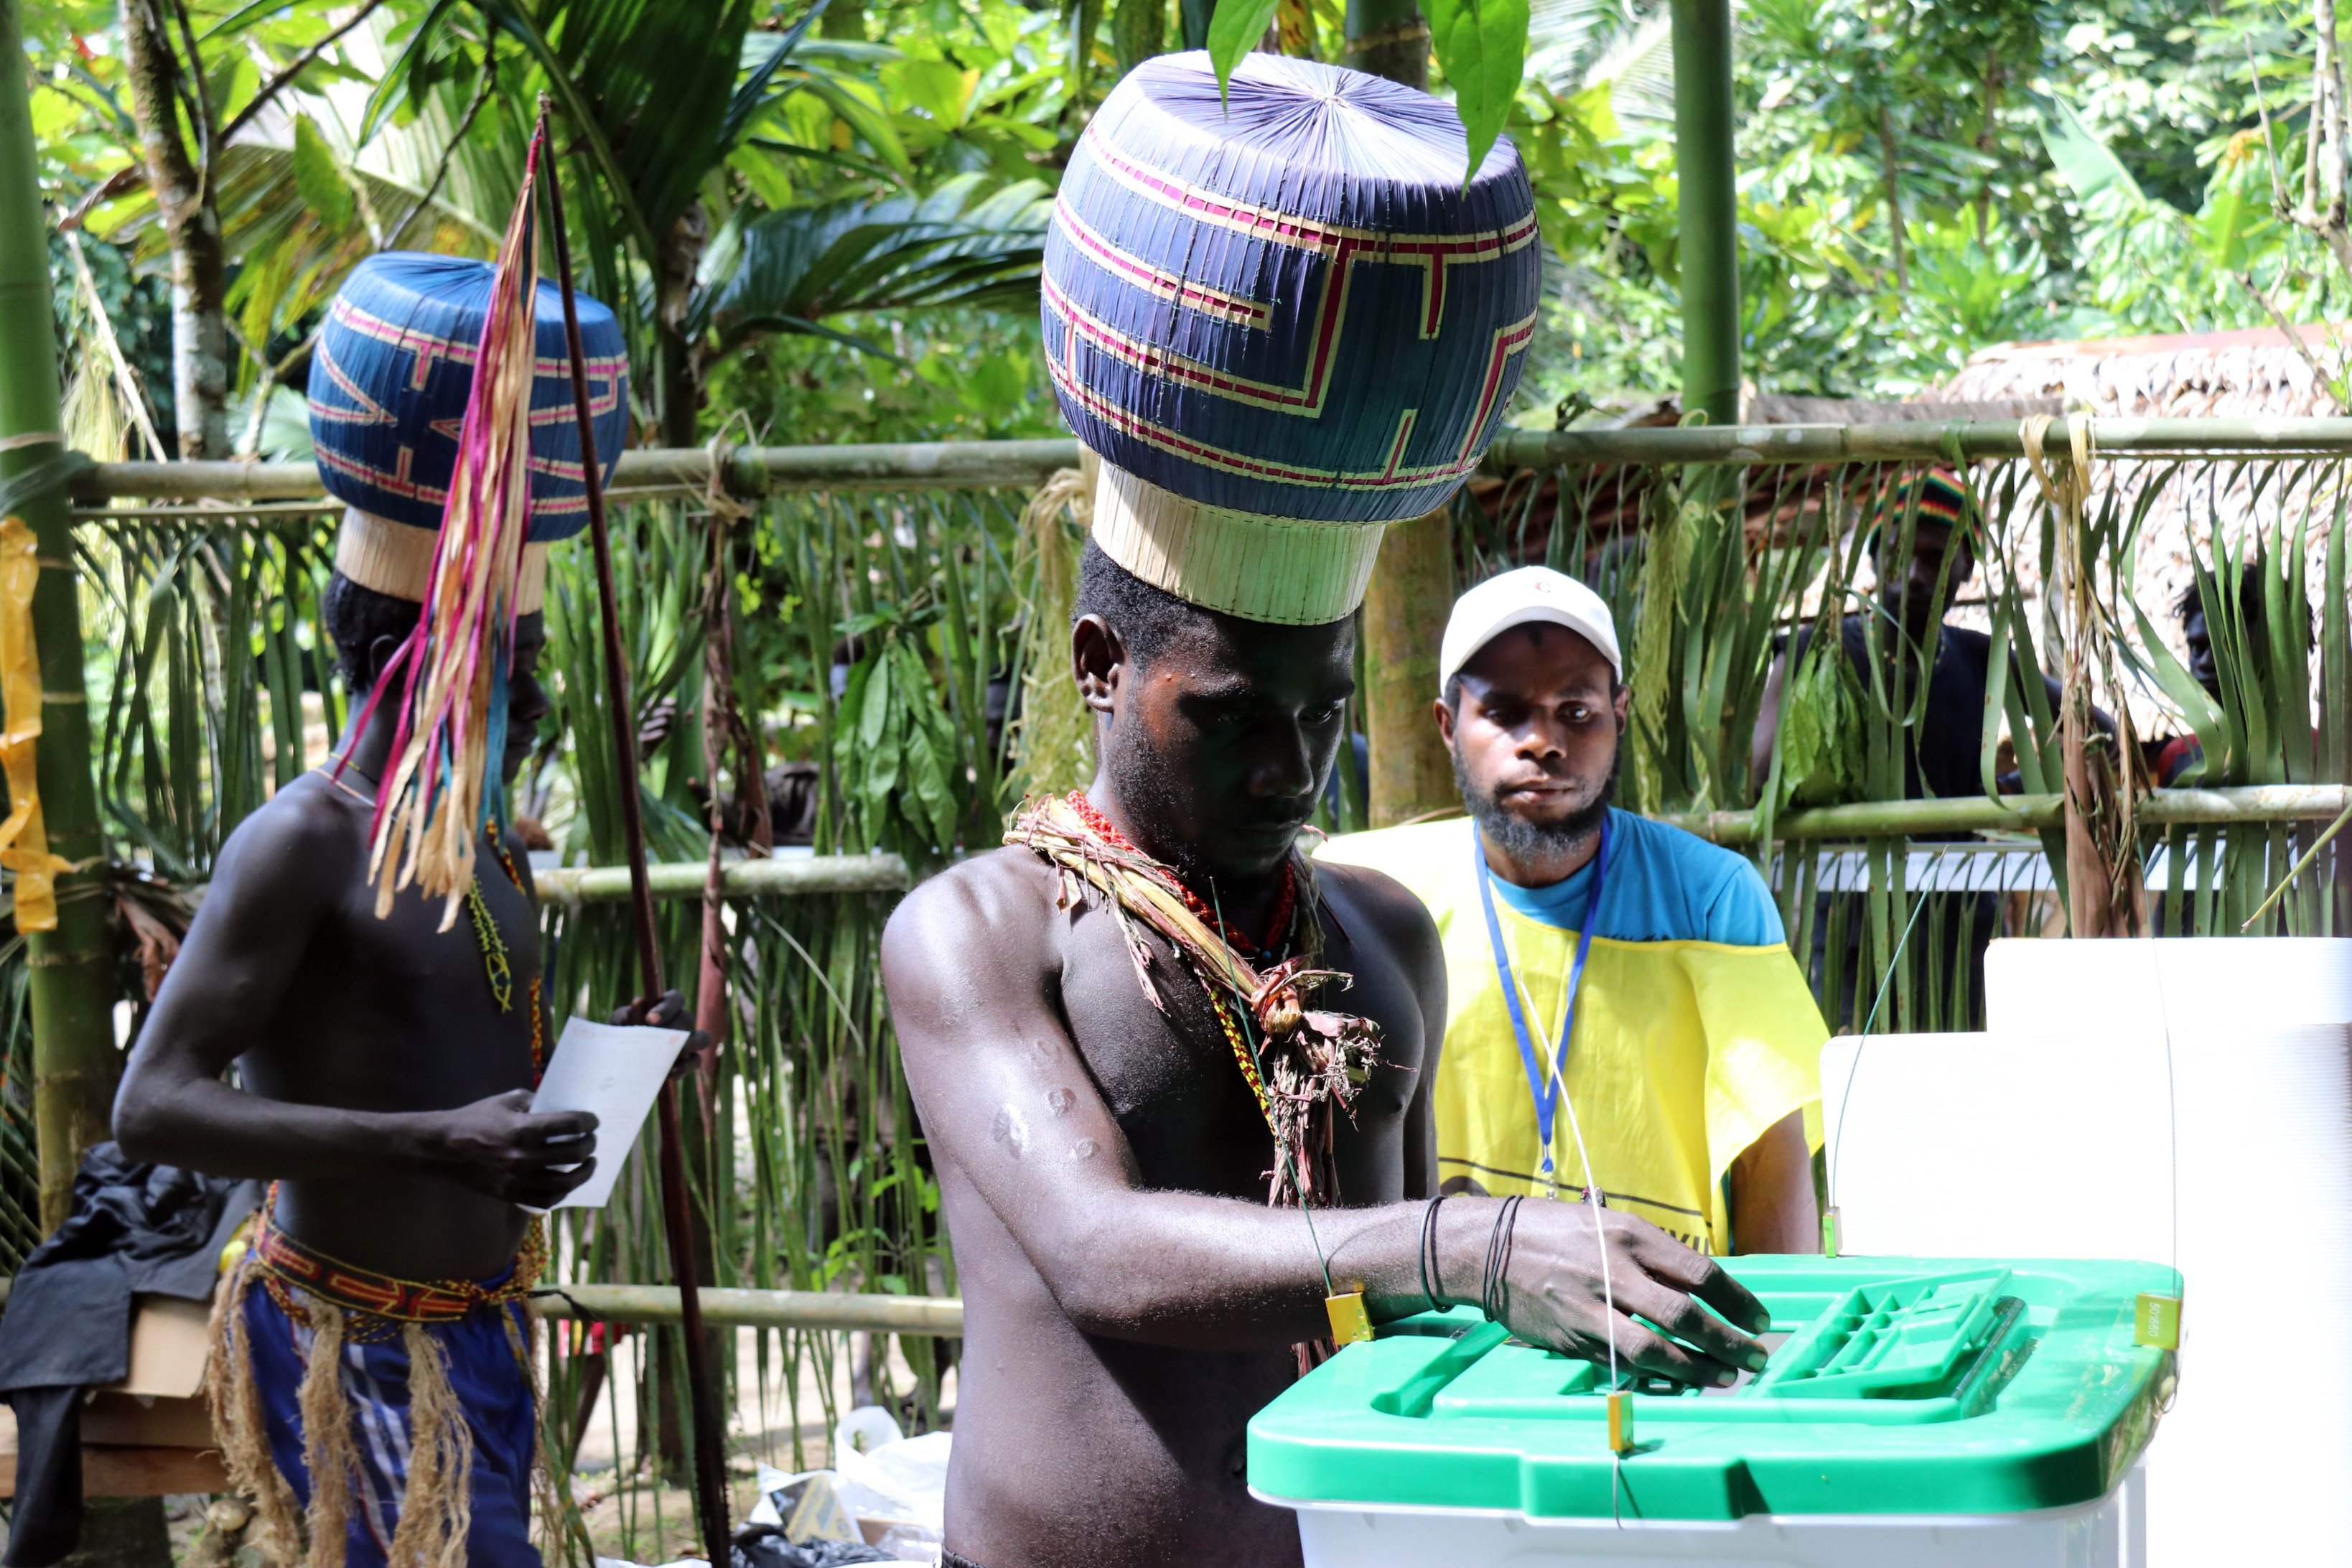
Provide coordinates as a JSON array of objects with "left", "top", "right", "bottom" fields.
[
  {"left": 0, "top": 0, "right": 123, "bottom": 1232},
  {"left": 539, "top": 105, "right": 732, "bottom": 1562}
]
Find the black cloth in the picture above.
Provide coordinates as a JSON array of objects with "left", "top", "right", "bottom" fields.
[
  {"left": 939, "top": 1553, "right": 989, "bottom": 1568},
  {"left": 0, "top": 1144, "right": 258, "bottom": 1567},
  {"left": 731, "top": 1526, "right": 895, "bottom": 1568},
  {"left": 1818, "top": 617, "right": 1997, "bottom": 811}
]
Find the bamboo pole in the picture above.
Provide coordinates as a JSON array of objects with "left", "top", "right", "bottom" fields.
[
  {"left": 0, "top": 0, "right": 125, "bottom": 1233},
  {"left": 522, "top": 788, "right": 2352, "bottom": 905},
  {"left": 1659, "top": 784, "right": 2351, "bottom": 845},
  {"left": 527, "top": 1283, "right": 964, "bottom": 1337},
  {"left": 1671, "top": 0, "right": 1741, "bottom": 425},
  {"left": 1361, "top": 508, "right": 1456, "bottom": 824},
  {"left": 66, "top": 417, "right": 2352, "bottom": 510},
  {"left": 0, "top": 1274, "right": 967, "bottom": 1337},
  {"left": 531, "top": 850, "right": 910, "bottom": 907}
]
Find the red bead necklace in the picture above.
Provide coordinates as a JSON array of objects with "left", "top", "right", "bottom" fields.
[{"left": 1064, "top": 792, "right": 1297, "bottom": 958}]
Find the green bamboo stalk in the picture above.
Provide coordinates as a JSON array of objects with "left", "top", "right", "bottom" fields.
[
  {"left": 521, "top": 785, "right": 2352, "bottom": 905},
  {"left": 0, "top": 0, "right": 123, "bottom": 1232},
  {"left": 1671, "top": 0, "right": 1740, "bottom": 424},
  {"left": 73, "top": 418, "right": 2352, "bottom": 508}
]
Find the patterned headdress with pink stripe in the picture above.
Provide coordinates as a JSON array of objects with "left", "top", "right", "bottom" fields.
[{"left": 1043, "top": 50, "right": 1541, "bottom": 624}]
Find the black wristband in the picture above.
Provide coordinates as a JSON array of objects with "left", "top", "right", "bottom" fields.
[
  {"left": 1481, "top": 1194, "right": 1523, "bottom": 1325},
  {"left": 1419, "top": 1193, "right": 1450, "bottom": 1312}
]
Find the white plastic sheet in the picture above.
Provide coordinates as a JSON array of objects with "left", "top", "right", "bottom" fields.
[{"left": 1821, "top": 936, "right": 2352, "bottom": 1568}]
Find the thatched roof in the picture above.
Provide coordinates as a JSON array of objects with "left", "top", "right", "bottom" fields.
[
  {"left": 1932, "top": 327, "right": 2346, "bottom": 736},
  {"left": 1742, "top": 393, "right": 2063, "bottom": 424},
  {"left": 1936, "top": 322, "right": 2348, "bottom": 418}
]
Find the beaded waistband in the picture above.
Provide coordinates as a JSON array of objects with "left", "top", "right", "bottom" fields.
[{"left": 252, "top": 1198, "right": 543, "bottom": 1323}]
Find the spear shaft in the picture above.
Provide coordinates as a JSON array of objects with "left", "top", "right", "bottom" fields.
[{"left": 538, "top": 104, "right": 732, "bottom": 1562}]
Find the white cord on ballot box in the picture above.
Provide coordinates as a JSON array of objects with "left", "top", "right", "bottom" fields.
[{"left": 1504, "top": 955, "right": 1628, "bottom": 1524}]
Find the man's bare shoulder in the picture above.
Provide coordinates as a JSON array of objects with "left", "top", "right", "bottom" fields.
[
  {"left": 213, "top": 775, "right": 365, "bottom": 886},
  {"left": 881, "top": 846, "right": 1063, "bottom": 987},
  {"left": 1315, "top": 857, "right": 1440, "bottom": 966}
]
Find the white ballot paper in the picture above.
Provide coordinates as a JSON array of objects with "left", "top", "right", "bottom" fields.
[{"left": 526, "top": 1018, "right": 686, "bottom": 1210}]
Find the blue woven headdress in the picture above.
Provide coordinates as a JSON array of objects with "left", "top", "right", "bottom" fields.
[
  {"left": 1044, "top": 50, "right": 1541, "bottom": 624},
  {"left": 308, "top": 251, "right": 628, "bottom": 610}
]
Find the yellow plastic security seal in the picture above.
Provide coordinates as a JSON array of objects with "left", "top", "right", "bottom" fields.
[
  {"left": 1607, "top": 1390, "right": 1635, "bottom": 1455},
  {"left": 2134, "top": 1292, "right": 2181, "bottom": 1350},
  {"left": 1325, "top": 1290, "right": 1373, "bottom": 1347}
]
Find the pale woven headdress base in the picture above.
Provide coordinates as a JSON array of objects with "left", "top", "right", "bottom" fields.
[
  {"left": 1090, "top": 464, "right": 1385, "bottom": 626},
  {"left": 335, "top": 508, "right": 551, "bottom": 616}
]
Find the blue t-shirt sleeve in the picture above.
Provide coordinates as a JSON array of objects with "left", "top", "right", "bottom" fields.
[{"left": 1699, "top": 857, "right": 1787, "bottom": 947}]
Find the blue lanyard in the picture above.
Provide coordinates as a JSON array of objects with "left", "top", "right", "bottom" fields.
[{"left": 1474, "top": 814, "right": 1610, "bottom": 1187}]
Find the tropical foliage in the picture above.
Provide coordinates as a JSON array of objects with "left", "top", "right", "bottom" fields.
[{"left": 29, "top": 0, "right": 2352, "bottom": 457}]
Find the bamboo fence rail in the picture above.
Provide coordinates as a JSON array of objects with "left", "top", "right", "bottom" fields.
[
  {"left": 66, "top": 416, "right": 2352, "bottom": 516},
  {"left": 528, "top": 787, "right": 2351, "bottom": 903}
]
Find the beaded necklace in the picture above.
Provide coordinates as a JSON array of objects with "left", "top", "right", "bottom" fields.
[
  {"left": 314, "top": 762, "right": 546, "bottom": 1080},
  {"left": 1056, "top": 791, "right": 1303, "bottom": 1128},
  {"left": 1061, "top": 792, "right": 1299, "bottom": 959}
]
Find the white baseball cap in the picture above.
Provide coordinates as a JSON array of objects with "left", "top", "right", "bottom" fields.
[{"left": 1437, "top": 566, "right": 1623, "bottom": 696}]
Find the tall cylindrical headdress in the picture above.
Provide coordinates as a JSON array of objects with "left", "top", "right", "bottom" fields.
[
  {"left": 307, "top": 252, "right": 629, "bottom": 615},
  {"left": 1044, "top": 51, "right": 1542, "bottom": 625}
]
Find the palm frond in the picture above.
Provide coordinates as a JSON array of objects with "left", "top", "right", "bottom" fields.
[{"left": 696, "top": 173, "right": 1053, "bottom": 353}]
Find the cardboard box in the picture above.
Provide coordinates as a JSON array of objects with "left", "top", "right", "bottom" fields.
[
  {"left": 78, "top": 1295, "right": 215, "bottom": 1450},
  {"left": 0, "top": 1294, "right": 227, "bottom": 1496}
]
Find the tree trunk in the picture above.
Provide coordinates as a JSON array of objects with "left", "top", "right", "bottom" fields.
[
  {"left": 119, "top": 0, "right": 229, "bottom": 459},
  {"left": 1342, "top": 0, "right": 1452, "bottom": 825},
  {"left": 1974, "top": 55, "right": 2002, "bottom": 244},
  {"left": 1877, "top": 102, "right": 1907, "bottom": 293},
  {"left": 1360, "top": 507, "right": 1456, "bottom": 825},
  {"left": 1342, "top": 0, "right": 1427, "bottom": 86},
  {"left": 655, "top": 203, "right": 709, "bottom": 449},
  {"left": 819, "top": 0, "right": 865, "bottom": 39},
  {"left": 1114, "top": 0, "right": 1164, "bottom": 76}
]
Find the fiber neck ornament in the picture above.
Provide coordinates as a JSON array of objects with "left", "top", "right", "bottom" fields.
[
  {"left": 1004, "top": 792, "right": 1380, "bottom": 1213},
  {"left": 1061, "top": 790, "right": 1297, "bottom": 958},
  {"left": 355, "top": 124, "right": 551, "bottom": 930},
  {"left": 1474, "top": 813, "right": 1610, "bottom": 1200}
]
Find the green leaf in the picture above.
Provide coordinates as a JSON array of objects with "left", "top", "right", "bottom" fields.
[
  {"left": 289, "top": 114, "right": 355, "bottom": 233},
  {"left": 883, "top": 57, "right": 978, "bottom": 129},
  {"left": 1424, "top": 0, "right": 1531, "bottom": 182},
  {"left": 696, "top": 174, "right": 1051, "bottom": 350},
  {"left": 1205, "top": 0, "right": 1282, "bottom": 96},
  {"left": 2039, "top": 98, "right": 2144, "bottom": 211},
  {"left": 2129, "top": 594, "right": 2229, "bottom": 781},
  {"left": 857, "top": 650, "right": 893, "bottom": 752}
]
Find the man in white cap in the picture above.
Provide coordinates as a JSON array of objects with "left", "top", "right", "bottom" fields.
[{"left": 1319, "top": 567, "right": 1827, "bottom": 1256}]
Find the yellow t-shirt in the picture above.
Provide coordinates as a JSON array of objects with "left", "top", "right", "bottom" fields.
[{"left": 1317, "top": 811, "right": 1826, "bottom": 1253}]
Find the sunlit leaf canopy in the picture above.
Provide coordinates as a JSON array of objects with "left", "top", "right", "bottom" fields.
[{"left": 23, "top": 0, "right": 2352, "bottom": 452}]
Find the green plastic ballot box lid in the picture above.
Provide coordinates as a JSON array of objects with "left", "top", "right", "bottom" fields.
[{"left": 1247, "top": 1256, "right": 2177, "bottom": 1521}]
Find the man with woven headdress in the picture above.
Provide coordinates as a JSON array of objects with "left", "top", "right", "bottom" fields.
[
  {"left": 111, "top": 227, "right": 681, "bottom": 1566},
  {"left": 882, "top": 52, "right": 1774, "bottom": 1568}
]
